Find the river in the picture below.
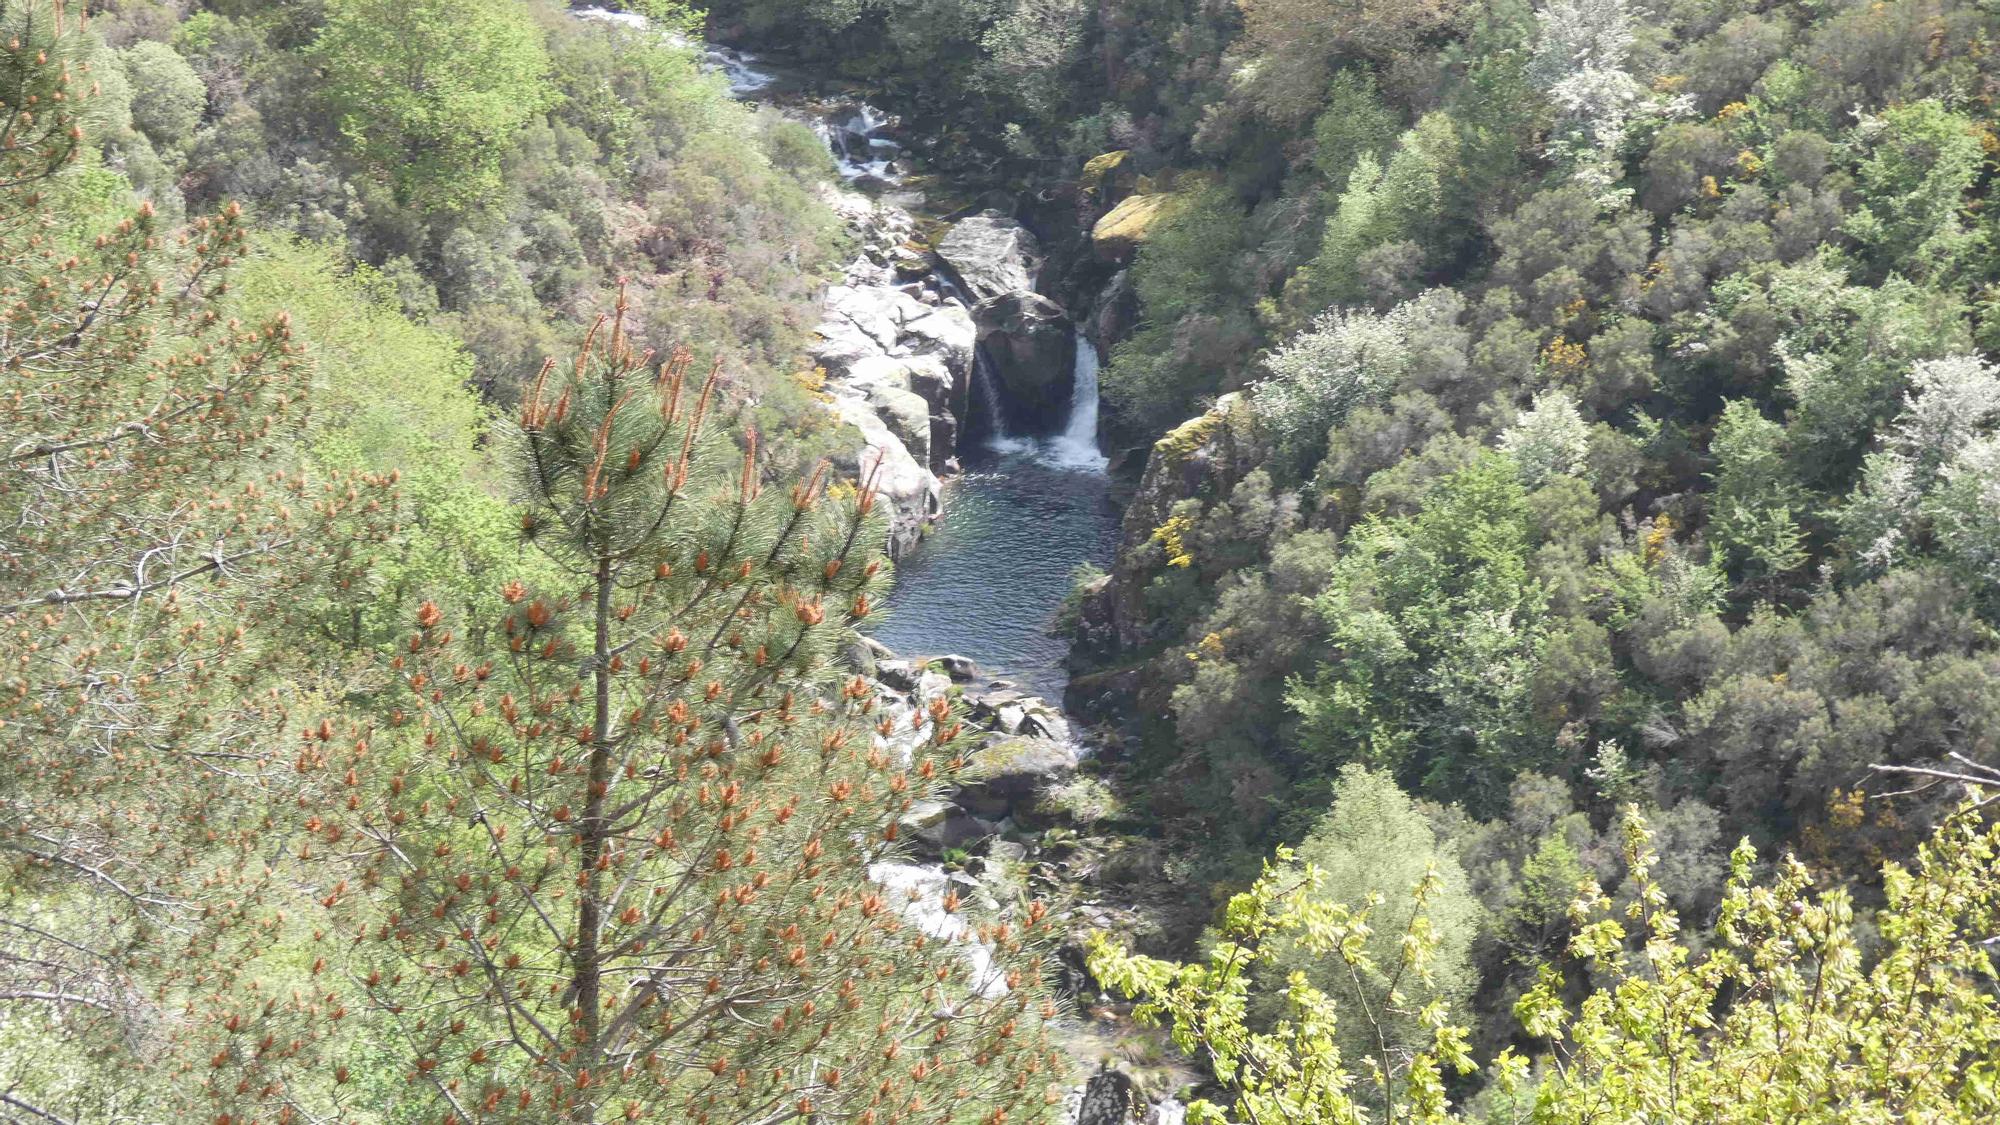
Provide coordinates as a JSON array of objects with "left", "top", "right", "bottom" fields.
[{"left": 574, "top": 5, "right": 1126, "bottom": 702}]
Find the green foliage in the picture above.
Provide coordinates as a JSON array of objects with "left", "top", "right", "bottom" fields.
[
  {"left": 1289, "top": 113, "right": 1464, "bottom": 312},
  {"left": 1105, "top": 184, "right": 1259, "bottom": 432},
  {"left": 311, "top": 0, "right": 554, "bottom": 213},
  {"left": 117, "top": 40, "right": 205, "bottom": 154},
  {"left": 1093, "top": 803, "right": 2000, "bottom": 1125},
  {"left": 232, "top": 237, "right": 550, "bottom": 643},
  {"left": 1844, "top": 100, "right": 1987, "bottom": 283},
  {"left": 1288, "top": 456, "right": 1552, "bottom": 808},
  {"left": 1310, "top": 70, "right": 1402, "bottom": 189},
  {"left": 1251, "top": 766, "right": 1480, "bottom": 1095}
]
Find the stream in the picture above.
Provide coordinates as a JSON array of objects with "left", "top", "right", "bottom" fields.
[{"left": 574, "top": 9, "right": 1159, "bottom": 1119}]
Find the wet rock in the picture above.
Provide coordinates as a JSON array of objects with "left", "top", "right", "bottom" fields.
[
  {"left": 1019, "top": 703, "right": 1071, "bottom": 742},
  {"left": 891, "top": 245, "right": 932, "bottom": 280},
  {"left": 976, "top": 290, "right": 1075, "bottom": 422},
  {"left": 936, "top": 654, "right": 981, "bottom": 681},
  {"left": 933, "top": 209, "right": 1078, "bottom": 426},
  {"left": 997, "top": 702, "right": 1028, "bottom": 734},
  {"left": 1076, "top": 1068, "right": 1136, "bottom": 1125},
  {"left": 901, "top": 354, "right": 967, "bottom": 471}
]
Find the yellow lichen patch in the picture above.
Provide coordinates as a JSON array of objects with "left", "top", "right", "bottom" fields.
[
  {"left": 1082, "top": 149, "right": 1130, "bottom": 186},
  {"left": 1643, "top": 514, "right": 1676, "bottom": 568},
  {"left": 1092, "top": 193, "right": 1176, "bottom": 261}
]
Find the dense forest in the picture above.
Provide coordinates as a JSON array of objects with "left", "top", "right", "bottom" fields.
[{"left": 4, "top": 0, "right": 2000, "bottom": 1122}]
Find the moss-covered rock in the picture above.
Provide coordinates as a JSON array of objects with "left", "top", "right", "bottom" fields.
[
  {"left": 956, "top": 736, "right": 1079, "bottom": 818},
  {"left": 1091, "top": 193, "right": 1175, "bottom": 263},
  {"left": 1081, "top": 149, "right": 1135, "bottom": 202}
]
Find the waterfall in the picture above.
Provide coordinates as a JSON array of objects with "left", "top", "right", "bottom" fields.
[
  {"left": 1046, "top": 333, "right": 1108, "bottom": 471},
  {"left": 973, "top": 352, "right": 1031, "bottom": 454}
]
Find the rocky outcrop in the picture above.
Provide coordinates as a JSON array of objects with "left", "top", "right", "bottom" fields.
[
  {"left": 936, "top": 210, "right": 1045, "bottom": 302},
  {"left": 828, "top": 394, "right": 939, "bottom": 558},
  {"left": 811, "top": 191, "right": 984, "bottom": 555},
  {"left": 935, "top": 210, "right": 1077, "bottom": 427},
  {"left": 1074, "top": 393, "right": 1261, "bottom": 656},
  {"left": 859, "top": 642, "right": 1083, "bottom": 838},
  {"left": 1091, "top": 193, "right": 1174, "bottom": 264}
]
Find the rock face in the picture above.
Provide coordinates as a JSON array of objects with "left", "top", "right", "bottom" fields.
[
  {"left": 935, "top": 210, "right": 1077, "bottom": 427},
  {"left": 810, "top": 190, "right": 979, "bottom": 554}
]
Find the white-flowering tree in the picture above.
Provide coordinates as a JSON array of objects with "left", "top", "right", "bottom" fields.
[
  {"left": 1256, "top": 290, "right": 1457, "bottom": 473},
  {"left": 1841, "top": 355, "right": 2000, "bottom": 574},
  {"left": 1499, "top": 389, "right": 1593, "bottom": 488},
  {"left": 1528, "top": 0, "right": 1645, "bottom": 191},
  {"left": 1926, "top": 433, "right": 2000, "bottom": 602}
]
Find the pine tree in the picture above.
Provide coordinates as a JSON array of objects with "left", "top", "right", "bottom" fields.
[{"left": 196, "top": 299, "right": 1066, "bottom": 1123}]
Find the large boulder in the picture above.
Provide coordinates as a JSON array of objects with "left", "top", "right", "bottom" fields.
[
  {"left": 955, "top": 736, "right": 1078, "bottom": 819},
  {"left": 829, "top": 394, "right": 940, "bottom": 559},
  {"left": 935, "top": 210, "right": 1044, "bottom": 302},
  {"left": 1091, "top": 193, "right": 1175, "bottom": 263},
  {"left": 935, "top": 210, "right": 1080, "bottom": 428},
  {"left": 899, "top": 799, "right": 997, "bottom": 854},
  {"left": 976, "top": 291, "right": 1075, "bottom": 423}
]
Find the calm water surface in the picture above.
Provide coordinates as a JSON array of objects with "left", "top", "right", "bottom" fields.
[{"left": 868, "top": 448, "right": 1122, "bottom": 702}]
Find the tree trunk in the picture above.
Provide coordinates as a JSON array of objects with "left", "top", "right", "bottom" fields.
[{"left": 571, "top": 550, "right": 616, "bottom": 1122}]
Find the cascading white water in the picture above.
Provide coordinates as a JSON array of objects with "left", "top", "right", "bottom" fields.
[
  {"left": 1046, "top": 334, "right": 1108, "bottom": 470},
  {"left": 572, "top": 7, "right": 777, "bottom": 96}
]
